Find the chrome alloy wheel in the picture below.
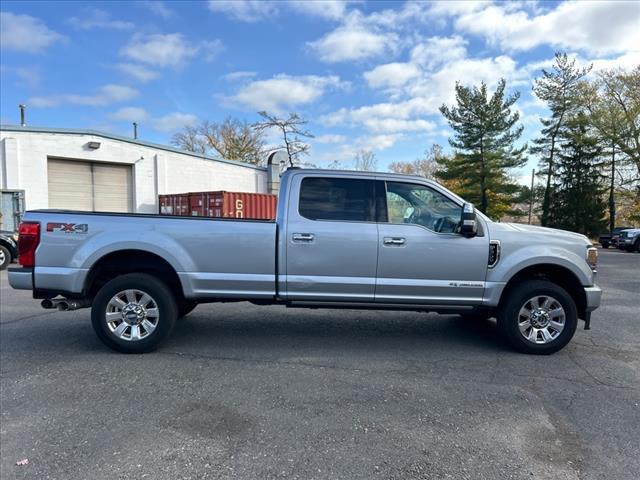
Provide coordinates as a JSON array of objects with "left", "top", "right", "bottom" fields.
[
  {"left": 518, "top": 295, "right": 566, "bottom": 344},
  {"left": 105, "top": 289, "right": 159, "bottom": 341},
  {"left": 0, "top": 249, "right": 5, "bottom": 265}
]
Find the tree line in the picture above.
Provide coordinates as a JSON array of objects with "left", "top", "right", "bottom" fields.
[{"left": 172, "top": 53, "right": 639, "bottom": 236}]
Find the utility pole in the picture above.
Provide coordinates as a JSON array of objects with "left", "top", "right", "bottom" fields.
[
  {"left": 133, "top": 122, "right": 138, "bottom": 140},
  {"left": 528, "top": 168, "right": 535, "bottom": 225}
]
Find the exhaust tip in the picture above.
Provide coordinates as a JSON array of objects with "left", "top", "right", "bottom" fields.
[
  {"left": 57, "top": 302, "right": 69, "bottom": 311},
  {"left": 41, "top": 299, "right": 54, "bottom": 309}
]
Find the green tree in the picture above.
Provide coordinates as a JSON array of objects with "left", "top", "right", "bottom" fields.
[
  {"left": 438, "top": 79, "right": 527, "bottom": 219},
  {"left": 547, "top": 113, "right": 607, "bottom": 237},
  {"left": 531, "top": 53, "right": 592, "bottom": 226},
  {"left": 585, "top": 67, "right": 640, "bottom": 230}
]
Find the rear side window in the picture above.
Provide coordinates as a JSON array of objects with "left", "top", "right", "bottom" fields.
[{"left": 299, "top": 177, "right": 376, "bottom": 222}]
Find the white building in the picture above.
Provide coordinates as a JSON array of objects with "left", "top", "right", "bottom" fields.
[{"left": 0, "top": 125, "right": 272, "bottom": 214}]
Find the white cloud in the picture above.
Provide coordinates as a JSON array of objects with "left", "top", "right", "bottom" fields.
[
  {"left": 115, "top": 63, "right": 158, "bottom": 82},
  {"left": 207, "top": 0, "right": 277, "bottom": 22},
  {"left": 1, "top": 65, "right": 41, "bottom": 88},
  {"left": 151, "top": 112, "right": 199, "bottom": 132},
  {"left": 109, "top": 106, "right": 148, "bottom": 122},
  {"left": 141, "top": 1, "right": 173, "bottom": 19},
  {"left": 121, "top": 33, "right": 201, "bottom": 68},
  {"left": 201, "top": 39, "right": 224, "bottom": 62},
  {"left": 364, "top": 62, "right": 421, "bottom": 89},
  {"left": 227, "top": 74, "right": 347, "bottom": 112},
  {"left": 410, "top": 36, "right": 467, "bottom": 70},
  {"left": 315, "top": 134, "right": 347, "bottom": 144},
  {"left": 222, "top": 71, "right": 257, "bottom": 81},
  {"left": 359, "top": 134, "right": 400, "bottom": 150},
  {"left": 450, "top": 1, "right": 640, "bottom": 55},
  {"left": 29, "top": 84, "right": 139, "bottom": 108},
  {"left": 0, "top": 12, "right": 66, "bottom": 53},
  {"left": 68, "top": 8, "right": 134, "bottom": 30},
  {"left": 289, "top": 1, "right": 351, "bottom": 21},
  {"left": 308, "top": 14, "right": 398, "bottom": 63}
]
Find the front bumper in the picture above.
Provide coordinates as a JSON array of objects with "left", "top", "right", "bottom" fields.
[
  {"left": 8, "top": 267, "right": 34, "bottom": 290},
  {"left": 584, "top": 284, "right": 602, "bottom": 312}
]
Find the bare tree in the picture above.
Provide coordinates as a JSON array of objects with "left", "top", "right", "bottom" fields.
[
  {"left": 388, "top": 144, "right": 441, "bottom": 179},
  {"left": 171, "top": 125, "right": 207, "bottom": 155},
  {"left": 353, "top": 149, "right": 377, "bottom": 171},
  {"left": 171, "top": 117, "right": 265, "bottom": 164},
  {"left": 253, "top": 111, "right": 314, "bottom": 167}
]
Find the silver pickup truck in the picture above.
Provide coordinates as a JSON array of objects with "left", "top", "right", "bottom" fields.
[{"left": 9, "top": 169, "right": 601, "bottom": 355}]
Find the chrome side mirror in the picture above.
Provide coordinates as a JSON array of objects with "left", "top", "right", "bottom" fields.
[{"left": 460, "top": 202, "right": 477, "bottom": 237}]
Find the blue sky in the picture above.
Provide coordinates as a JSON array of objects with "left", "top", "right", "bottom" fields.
[{"left": 1, "top": 0, "right": 639, "bottom": 177}]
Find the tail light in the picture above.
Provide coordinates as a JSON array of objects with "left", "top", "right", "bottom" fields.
[{"left": 18, "top": 222, "right": 40, "bottom": 267}]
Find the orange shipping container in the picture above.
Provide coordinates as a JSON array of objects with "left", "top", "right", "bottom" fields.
[{"left": 160, "top": 191, "right": 277, "bottom": 220}]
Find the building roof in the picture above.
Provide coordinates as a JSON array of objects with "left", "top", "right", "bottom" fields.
[{"left": 0, "top": 124, "right": 267, "bottom": 171}]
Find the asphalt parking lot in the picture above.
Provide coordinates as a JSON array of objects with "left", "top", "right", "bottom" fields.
[{"left": 1, "top": 248, "right": 638, "bottom": 480}]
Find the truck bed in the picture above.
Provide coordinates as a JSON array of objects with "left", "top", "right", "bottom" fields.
[{"left": 25, "top": 210, "right": 278, "bottom": 299}]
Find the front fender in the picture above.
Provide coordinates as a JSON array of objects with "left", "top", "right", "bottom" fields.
[{"left": 488, "top": 244, "right": 593, "bottom": 286}]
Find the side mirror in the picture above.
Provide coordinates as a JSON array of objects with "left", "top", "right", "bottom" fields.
[{"left": 460, "top": 202, "right": 477, "bottom": 237}]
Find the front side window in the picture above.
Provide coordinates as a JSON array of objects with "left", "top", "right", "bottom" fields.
[
  {"left": 385, "top": 182, "right": 461, "bottom": 233},
  {"left": 299, "top": 177, "right": 376, "bottom": 222}
]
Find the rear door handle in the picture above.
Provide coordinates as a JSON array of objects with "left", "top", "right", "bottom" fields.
[
  {"left": 383, "top": 237, "right": 406, "bottom": 245},
  {"left": 292, "top": 233, "right": 315, "bottom": 242}
]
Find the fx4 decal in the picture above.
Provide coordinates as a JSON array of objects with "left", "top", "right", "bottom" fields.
[{"left": 46, "top": 223, "right": 89, "bottom": 234}]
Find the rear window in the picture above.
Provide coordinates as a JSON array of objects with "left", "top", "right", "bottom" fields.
[{"left": 299, "top": 177, "right": 375, "bottom": 222}]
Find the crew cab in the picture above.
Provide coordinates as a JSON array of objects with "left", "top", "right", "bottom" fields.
[{"left": 9, "top": 169, "right": 602, "bottom": 355}]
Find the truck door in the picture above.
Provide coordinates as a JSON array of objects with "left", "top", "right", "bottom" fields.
[
  {"left": 284, "top": 175, "right": 378, "bottom": 301},
  {"left": 376, "top": 181, "right": 489, "bottom": 304}
]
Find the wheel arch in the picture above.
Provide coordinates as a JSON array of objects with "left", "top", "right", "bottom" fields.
[
  {"left": 499, "top": 263, "right": 587, "bottom": 320},
  {"left": 83, "top": 249, "right": 185, "bottom": 301}
]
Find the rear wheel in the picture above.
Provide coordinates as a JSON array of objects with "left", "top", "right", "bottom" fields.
[
  {"left": 601, "top": 242, "right": 609, "bottom": 249},
  {"left": 497, "top": 280, "right": 577, "bottom": 355},
  {"left": 0, "top": 245, "right": 10, "bottom": 270},
  {"left": 91, "top": 273, "right": 177, "bottom": 353}
]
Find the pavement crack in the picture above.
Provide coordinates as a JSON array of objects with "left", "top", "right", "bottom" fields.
[{"left": 0, "top": 310, "right": 59, "bottom": 325}]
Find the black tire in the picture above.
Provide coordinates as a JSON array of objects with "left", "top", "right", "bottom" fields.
[
  {"left": 497, "top": 280, "right": 577, "bottom": 355},
  {"left": 178, "top": 300, "right": 198, "bottom": 319},
  {"left": 91, "top": 273, "right": 177, "bottom": 353},
  {"left": 0, "top": 245, "right": 11, "bottom": 270},
  {"left": 601, "top": 243, "right": 609, "bottom": 249},
  {"left": 635, "top": 239, "right": 640, "bottom": 253}
]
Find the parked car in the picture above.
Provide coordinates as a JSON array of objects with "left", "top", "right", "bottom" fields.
[
  {"left": 8, "top": 169, "right": 601, "bottom": 355},
  {"left": 599, "top": 226, "right": 633, "bottom": 249},
  {"left": 0, "top": 231, "right": 18, "bottom": 270},
  {"left": 618, "top": 228, "right": 640, "bottom": 252}
]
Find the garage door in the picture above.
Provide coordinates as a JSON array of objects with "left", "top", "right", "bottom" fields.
[{"left": 48, "top": 159, "right": 132, "bottom": 212}]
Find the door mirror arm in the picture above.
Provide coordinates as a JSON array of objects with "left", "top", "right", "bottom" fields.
[{"left": 460, "top": 202, "right": 478, "bottom": 238}]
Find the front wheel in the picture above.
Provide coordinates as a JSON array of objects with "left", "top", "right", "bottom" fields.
[
  {"left": 91, "top": 273, "right": 177, "bottom": 353},
  {"left": 497, "top": 280, "right": 577, "bottom": 355}
]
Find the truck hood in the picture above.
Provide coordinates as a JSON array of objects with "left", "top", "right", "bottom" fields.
[{"left": 488, "top": 222, "right": 592, "bottom": 246}]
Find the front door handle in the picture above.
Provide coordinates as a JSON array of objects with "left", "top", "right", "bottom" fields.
[
  {"left": 292, "top": 233, "right": 315, "bottom": 242},
  {"left": 383, "top": 237, "right": 406, "bottom": 245}
]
